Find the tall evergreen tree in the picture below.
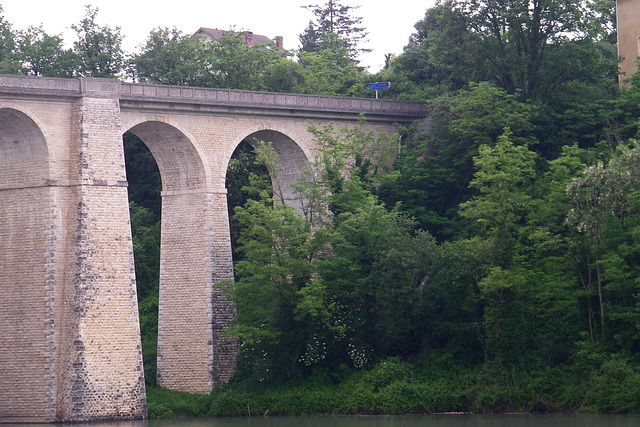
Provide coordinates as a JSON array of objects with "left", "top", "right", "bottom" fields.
[{"left": 299, "top": 0, "right": 370, "bottom": 61}]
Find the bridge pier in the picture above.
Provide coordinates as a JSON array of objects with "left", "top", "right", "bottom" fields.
[
  {"left": 156, "top": 188, "right": 236, "bottom": 393},
  {"left": 56, "top": 93, "right": 147, "bottom": 421}
]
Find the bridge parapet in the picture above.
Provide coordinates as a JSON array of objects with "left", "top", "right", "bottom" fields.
[
  {"left": 0, "top": 74, "right": 122, "bottom": 99},
  {"left": 120, "top": 81, "right": 427, "bottom": 121},
  {"left": 0, "top": 74, "right": 426, "bottom": 122},
  {"left": 0, "top": 74, "right": 82, "bottom": 97}
]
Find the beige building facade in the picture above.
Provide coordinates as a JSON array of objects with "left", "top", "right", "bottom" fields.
[{"left": 617, "top": 0, "right": 640, "bottom": 83}]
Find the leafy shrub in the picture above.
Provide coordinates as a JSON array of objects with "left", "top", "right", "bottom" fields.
[
  {"left": 583, "top": 357, "right": 640, "bottom": 413},
  {"left": 146, "top": 387, "right": 209, "bottom": 418},
  {"left": 374, "top": 381, "right": 465, "bottom": 413},
  {"left": 472, "top": 384, "right": 526, "bottom": 413},
  {"left": 361, "top": 357, "right": 413, "bottom": 392}
]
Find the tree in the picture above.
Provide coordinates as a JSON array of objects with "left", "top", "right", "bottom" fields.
[
  {"left": 202, "top": 30, "right": 285, "bottom": 90},
  {"left": 305, "top": 121, "right": 436, "bottom": 359},
  {"left": 299, "top": 21, "right": 322, "bottom": 54},
  {"left": 16, "top": 26, "right": 75, "bottom": 77},
  {"left": 459, "top": 130, "right": 538, "bottom": 265},
  {"left": 453, "top": 0, "right": 588, "bottom": 98},
  {"left": 226, "top": 140, "right": 273, "bottom": 259},
  {"left": 566, "top": 142, "right": 640, "bottom": 346},
  {"left": 391, "top": 2, "right": 478, "bottom": 93},
  {"left": 378, "top": 84, "right": 537, "bottom": 240},
  {"left": 133, "top": 27, "right": 208, "bottom": 86},
  {"left": 298, "top": 33, "right": 367, "bottom": 96},
  {"left": 455, "top": 131, "right": 571, "bottom": 369},
  {"left": 229, "top": 140, "right": 321, "bottom": 381},
  {"left": 299, "top": 0, "right": 370, "bottom": 61},
  {"left": 586, "top": 0, "right": 617, "bottom": 45},
  {"left": 229, "top": 123, "right": 437, "bottom": 381},
  {"left": 133, "top": 28, "right": 304, "bottom": 92},
  {"left": 71, "top": 6, "right": 126, "bottom": 78},
  {"left": 392, "top": 1, "right": 617, "bottom": 104},
  {"left": 0, "top": 5, "right": 19, "bottom": 74}
]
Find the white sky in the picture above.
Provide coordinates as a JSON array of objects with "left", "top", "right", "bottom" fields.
[{"left": 1, "top": 0, "right": 435, "bottom": 73}]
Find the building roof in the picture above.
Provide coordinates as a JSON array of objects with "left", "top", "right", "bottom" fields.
[{"left": 194, "top": 27, "right": 279, "bottom": 47}]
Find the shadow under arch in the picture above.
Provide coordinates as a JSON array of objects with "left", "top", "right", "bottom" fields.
[
  {"left": 0, "top": 107, "right": 49, "bottom": 188},
  {"left": 229, "top": 129, "right": 312, "bottom": 213},
  {"left": 123, "top": 120, "right": 236, "bottom": 394},
  {"left": 0, "top": 108, "right": 53, "bottom": 420},
  {"left": 126, "top": 121, "right": 208, "bottom": 192}
]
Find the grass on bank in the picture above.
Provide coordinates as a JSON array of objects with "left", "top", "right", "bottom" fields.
[{"left": 145, "top": 355, "right": 640, "bottom": 418}]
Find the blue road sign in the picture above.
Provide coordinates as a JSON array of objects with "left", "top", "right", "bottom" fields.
[{"left": 369, "top": 82, "right": 391, "bottom": 91}]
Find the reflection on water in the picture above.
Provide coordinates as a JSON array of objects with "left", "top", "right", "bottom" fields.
[{"left": 14, "top": 414, "right": 640, "bottom": 427}]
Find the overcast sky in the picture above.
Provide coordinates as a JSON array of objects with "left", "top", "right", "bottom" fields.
[{"left": 1, "top": 0, "right": 434, "bottom": 72}]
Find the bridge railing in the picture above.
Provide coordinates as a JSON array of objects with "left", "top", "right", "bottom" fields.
[
  {"left": 120, "top": 82, "right": 427, "bottom": 118},
  {"left": 0, "top": 74, "right": 82, "bottom": 97},
  {"left": 0, "top": 74, "right": 427, "bottom": 120}
]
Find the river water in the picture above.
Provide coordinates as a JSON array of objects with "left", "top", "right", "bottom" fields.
[{"left": 23, "top": 414, "right": 640, "bottom": 427}]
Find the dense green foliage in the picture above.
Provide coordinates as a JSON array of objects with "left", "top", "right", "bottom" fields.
[
  {"left": 147, "top": 355, "right": 640, "bottom": 416},
  {"left": 124, "top": 133, "right": 162, "bottom": 385},
  {"left": 5, "top": 0, "right": 640, "bottom": 416},
  {"left": 0, "top": 5, "right": 126, "bottom": 78}
]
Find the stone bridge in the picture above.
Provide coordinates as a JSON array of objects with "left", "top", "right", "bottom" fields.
[{"left": 0, "top": 74, "right": 426, "bottom": 423}]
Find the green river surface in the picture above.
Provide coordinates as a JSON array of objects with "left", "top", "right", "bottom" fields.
[{"left": 20, "top": 414, "right": 640, "bottom": 427}]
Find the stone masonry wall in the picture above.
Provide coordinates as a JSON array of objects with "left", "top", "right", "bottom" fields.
[
  {"left": 156, "top": 190, "right": 217, "bottom": 393},
  {"left": 55, "top": 92, "right": 146, "bottom": 421},
  {"left": 0, "top": 186, "right": 52, "bottom": 421},
  {"left": 617, "top": 0, "right": 640, "bottom": 84},
  {"left": 207, "top": 191, "right": 238, "bottom": 386},
  {"left": 0, "top": 105, "right": 60, "bottom": 423}
]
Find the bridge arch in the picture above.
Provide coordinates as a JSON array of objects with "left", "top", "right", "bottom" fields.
[
  {"left": 122, "top": 120, "right": 235, "bottom": 393},
  {"left": 0, "top": 107, "right": 50, "bottom": 187},
  {"left": 124, "top": 120, "right": 211, "bottom": 192},
  {"left": 227, "top": 126, "right": 313, "bottom": 213},
  {"left": 0, "top": 108, "right": 56, "bottom": 420},
  {"left": 228, "top": 124, "right": 314, "bottom": 168}
]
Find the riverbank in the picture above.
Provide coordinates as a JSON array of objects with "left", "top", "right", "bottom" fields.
[{"left": 146, "top": 356, "right": 640, "bottom": 418}]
